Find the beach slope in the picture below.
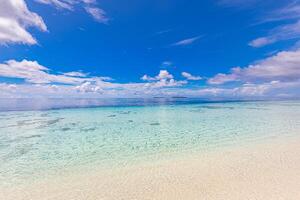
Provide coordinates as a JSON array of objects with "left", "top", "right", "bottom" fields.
[{"left": 1, "top": 137, "right": 300, "bottom": 200}]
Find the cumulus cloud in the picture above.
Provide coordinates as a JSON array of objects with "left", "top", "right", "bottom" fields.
[
  {"left": 75, "top": 81, "right": 103, "bottom": 93},
  {"left": 141, "top": 70, "right": 187, "bottom": 88},
  {"left": 141, "top": 75, "right": 156, "bottom": 81},
  {"left": 0, "top": 0, "right": 108, "bottom": 45},
  {"left": 181, "top": 72, "right": 202, "bottom": 80},
  {"left": 0, "top": 0, "right": 47, "bottom": 45},
  {"left": 156, "top": 70, "right": 174, "bottom": 80},
  {"left": 0, "top": 61, "right": 188, "bottom": 98},
  {"left": 208, "top": 49, "right": 300, "bottom": 84},
  {"left": 141, "top": 70, "right": 173, "bottom": 81},
  {"left": 0, "top": 56, "right": 299, "bottom": 99}
]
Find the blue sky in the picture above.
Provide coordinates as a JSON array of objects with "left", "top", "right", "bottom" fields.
[{"left": 0, "top": 0, "right": 300, "bottom": 99}]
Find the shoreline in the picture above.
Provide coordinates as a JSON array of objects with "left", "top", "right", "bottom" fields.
[{"left": 1, "top": 135, "right": 300, "bottom": 200}]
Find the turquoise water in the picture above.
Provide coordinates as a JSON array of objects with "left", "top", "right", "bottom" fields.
[{"left": 0, "top": 101, "right": 300, "bottom": 185}]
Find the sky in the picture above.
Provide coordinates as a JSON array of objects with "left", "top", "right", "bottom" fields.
[{"left": 0, "top": 0, "right": 300, "bottom": 99}]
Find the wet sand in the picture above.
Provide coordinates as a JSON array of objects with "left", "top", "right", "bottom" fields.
[{"left": 1, "top": 136, "right": 300, "bottom": 200}]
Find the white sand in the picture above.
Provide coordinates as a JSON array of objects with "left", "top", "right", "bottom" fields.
[{"left": 1, "top": 136, "right": 300, "bottom": 200}]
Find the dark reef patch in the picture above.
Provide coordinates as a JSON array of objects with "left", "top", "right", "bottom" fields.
[
  {"left": 117, "top": 111, "right": 131, "bottom": 115},
  {"left": 81, "top": 127, "right": 97, "bottom": 132},
  {"left": 61, "top": 127, "right": 71, "bottom": 131},
  {"left": 150, "top": 122, "right": 160, "bottom": 126},
  {"left": 196, "top": 106, "right": 235, "bottom": 110}
]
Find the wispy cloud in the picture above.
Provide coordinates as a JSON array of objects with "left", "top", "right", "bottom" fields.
[
  {"left": 85, "top": 7, "right": 109, "bottom": 24},
  {"left": 161, "top": 61, "right": 173, "bottom": 67},
  {"left": 172, "top": 36, "right": 202, "bottom": 46},
  {"left": 35, "top": 0, "right": 96, "bottom": 10},
  {"left": 249, "top": 2, "right": 300, "bottom": 47},
  {"left": 35, "top": 0, "right": 73, "bottom": 10},
  {"left": 36, "top": 0, "right": 109, "bottom": 24},
  {"left": 260, "top": 1, "right": 300, "bottom": 23},
  {"left": 155, "top": 29, "right": 172, "bottom": 35},
  {"left": 249, "top": 20, "right": 300, "bottom": 47}
]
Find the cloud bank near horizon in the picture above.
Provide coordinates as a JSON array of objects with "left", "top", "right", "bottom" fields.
[
  {"left": 1, "top": 48, "right": 300, "bottom": 99},
  {"left": 1, "top": 0, "right": 300, "bottom": 100}
]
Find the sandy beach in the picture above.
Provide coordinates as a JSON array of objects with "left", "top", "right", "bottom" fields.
[
  {"left": 2, "top": 0, "right": 300, "bottom": 198},
  {"left": 1, "top": 136, "right": 300, "bottom": 200}
]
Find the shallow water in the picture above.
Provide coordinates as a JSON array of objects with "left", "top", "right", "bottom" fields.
[{"left": 0, "top": 101, "right": 300, "bottom": 185}]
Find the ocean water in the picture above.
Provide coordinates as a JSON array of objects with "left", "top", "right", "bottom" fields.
[{"left": 0, "top": 100, "right": 300, "bottom": 186}]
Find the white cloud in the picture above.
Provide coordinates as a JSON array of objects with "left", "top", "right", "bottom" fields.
[
  {"left": 0, "top": 61, "right": 189, "bottom": 98},
  {"left": 232, "top": 80, "right": 300, "bottom": 97},
  {"left": 0, "top": 0, "right": 47, "bottom": 45},
  {"left": 144, "top": 79, "right": 187, "bottom": 88},
  {"left": 141, "top": 75, "right": 156, "bottom": 81},
  {"left": 249, "top": 20, "right": 300, "bottom": 47},
  {"left": 2, "top": 79, "right": 299, "bottom": 99},
  {"left": 75, "top": 81, "right": 103, "bottom": 93},
  {"left": 208, "top": 49, "right": 300, "bottom": 84},
  {"left": 35, "top": 0, "right": 94, "bottom": 9},
  {"left": 181, "top": 72, "right": 202, "bottom": 80},
  {"left": 172, "top": 36, "right": 201, "bottom": 46},
  {"left": 207, "top": 73, "right": 236, "bottom": 85},
  {"left": 36, "top": 0, "right": 109, "bottom": 24},
  {"left": 249, "top": 2, "right": 300, "bottom": 47},
  {"left": 141, "top": 70, "right": 173, "bottom": 81},
  {"left": 85, "top": 7, "right": 109, "bottom": 24},
  {"left": 163, "top": 79, "right": 300, "bottom": 99},
  {"left": 261, "top": 2, "right": 300, "bottom": 23},
  {"left": 156, "top": 70, "right": 174, "bottom": 80},
  {"left": 0, "top": 57, "right": 299, "bottom": 99},
  {"left": 141, "top": 70, "right": 186, "bottom": 88},
  {"left": 63, "top": 71, "right": 87, "bottom": 77},
  {"left": 249, "top": 37, "right": 275, "bottom": 48},
  {"left": 0, "top": 59, "right": 110, "bottom": 84},
  {"left": 35, "top": 0, "right": 73, "bottom": 10}
]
